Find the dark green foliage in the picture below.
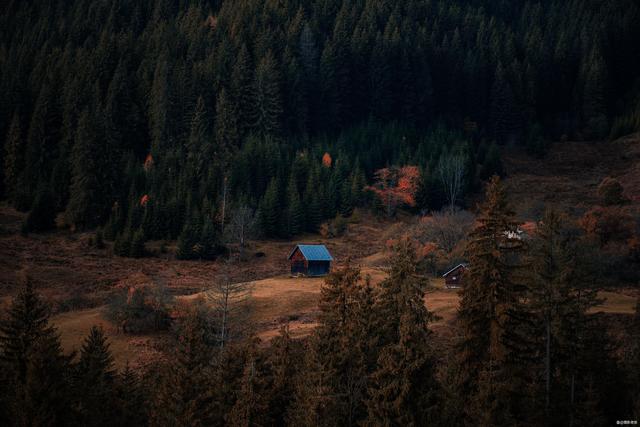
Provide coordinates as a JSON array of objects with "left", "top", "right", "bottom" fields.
[
  {"left": 129, "top": 229, "right": 146, "bottom": 258},
  {"left": 176, "top": 215, "right": 202, "bottom": 260},
  {"left": 628, "top": 299, "right": 640, "bottom": 418},
  {"left": 74, "top": 326, "right": 117, "bottom": 426},
  {"left": 526, "top": 210, "right": 604, "bottom": 424},
  {"left": 289, "top": 265, "right": 372, "bottom": 426},
  {"left": 106, "top": 283, "right": 173, "bottom": 334},
  {"left": 525, "top": 123, "right": 548, "bottom": 158},
  {"left": 22, "top": 185, "right": 56, "bottom": 233},
  {"left": 490, "top": 63, "right": 520, "bottom": 144},
  {"left": 4, "top": 113, "right": 23, "bottom": 203},
  {"left": 265, "top": 325, "right": 302, "bottom": 425},
  {"left": 215, "top": 89, "right": 239, "bottom": 156},
  {"left": 228, "top": 347, "right": 271, "bottom": 426},
  {"left": 150, "top": 308, "right": 217, "bottom": 426},
  {"left": 582, "top": 49, "right": 609, "bottom": 139},
  {"left": 0, "top": 279, "right": 72, "bottom": 426},
  {"left": 456, "top": 176, "right": 529, "bottom": 423},
  {"left": 231, "top": 45, "right": 255, "bottom": 136},
  {"left": 479, "top": 142, "right": 504, "bottom": 181},
  {"left": 65, "top": 108, "right": 114, "bottom": 230},
  {"left": 0, "top": 2, "right": 639, "bottom": 422},
  {"left": 175, "top": 212, "right": 224, "bottom": 261},
  {"left": 0, "top": 0, "right": 638, "bottom": 243},
  {"left": 23, "top": 78, "right": 62, "bottom": 204},
  {"left": 366, "top": 241, "right": 441, "bottom": 425},
  {"left": 286, "top": 174, "right": 304, "bottom": 237},
  {"left": 115, "top": 365, "right": 147, "bottom": 427},
  {"left": 252, "top": 51, "right": 283, "bottom": 138},
  {"left": 95, "top": 228, "right": 105, "bottom": 249},
  {"left": 114, "top": 230, "right": 132, "bottom": 257},
  {"left": 259, "top": 177, "right": 281, "bottom": 238},
  {"left": 199, "top": 219, "right": 222, "bottom": 260}
]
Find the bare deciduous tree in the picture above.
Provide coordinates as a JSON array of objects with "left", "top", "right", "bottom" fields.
[
  {"left": 206, "top": 273, "right": 252, "bottom": 349},
  {"left": 437, "top": 152, "right": 466, "bottom": 211},
  {"left": 416, "top": 209, "right": 474, "bottom": 253},
  {"left": 227, "top": 204, "right": 257, "bottom": 257}
]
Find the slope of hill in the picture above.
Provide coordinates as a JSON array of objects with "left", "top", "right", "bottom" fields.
[
  {"left": 2, "top": 135, "right": 640, "bottom": 368},
  {"left": 503, "top": 133, "right": 640, "bottom": 218}
]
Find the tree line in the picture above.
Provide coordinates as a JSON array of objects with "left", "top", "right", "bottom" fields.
[
  {"left": 2, "top": 0, "right": 640, "bottom": 247},
  {"left": 1, "top": 177, "right": 638, "bottom": 426}
]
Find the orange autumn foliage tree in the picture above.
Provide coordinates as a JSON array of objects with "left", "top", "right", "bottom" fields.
[
  {"left": 366, "top": 166, "right": 420, "bottom": 217},
  {"left": 322, "top": 152, "right": 332, "bottom": 168},
  {"left": 579, "top": 206, "right": 635, "bottom": 245},
  {"left": 143, "top": 153, "right": 154, "bottom": 172}
]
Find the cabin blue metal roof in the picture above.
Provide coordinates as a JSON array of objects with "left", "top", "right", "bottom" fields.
[{"left": 288, "top": 244, "right": 334, "bottom": 261}]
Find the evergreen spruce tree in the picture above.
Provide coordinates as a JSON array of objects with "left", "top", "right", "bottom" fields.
[
  {"left": 290, "top": 266, "right": 370, "bottom": 426},
  {"left": 215, "top": 88, "right": 239, "bottom": 155},
  {"left": 23, "top": 79, "right": 61, "bottom": 204},
  {"left": 266, "top": 325, "right": 301, "bottom": 425},
  {"left": 149, "top": 58, "right": 171, "bottom": 153},
  {"left": 114, "top": 229, "right": 132, "bottom": 257},
  {"left": 22, "top": 184, "right": 56, "bottom": 233},
  {"left": 252, "top": 51, "right": 283, "bottom": 138},
  {"left": 525, "top": 210, "right": 602, "bottom": 423},
  {"left": 0, "top": 279, "right": 72, "bottom": 426},
  {"left": 629, "top": 298, "right": 640, "bottom": 418},
  {"left": 490, "top": 63, "right": 520, "bottom": 144},
  {"left": 350, "top": 166, "right": 366, "bottom": 208},
  {"left": 582, "top": 48, "right": 609, "bottom": 138},
  {"left": 185, "top": 96, "right": 208, "bottom": 186},
  {"left": 74, "top": 326, "right": 117, "bottom": 426},
  {"left": 303, "top": 170, "right": 322, "bottom": 232},
  {"left": 66, "top": 108, "right": 109, "bottom": 229},
  {"left": 339, "top": 177, "right": 353, "bottom": 217},
  {"left": 479, "top": 142, "right": 504, "bottom": 180},
  {"left": 231, "top": 44, "right": 255, "bottom": 136},
  {"left": 4, "top": 113, "right": 23, "bottom": 203},
  {"left": 571, "top": 377, "right": 607, "bottom": 427},
  {"left": 365, "top": 240, "right": 441, "bottom": 425},
  {"left": 259, "top": 177, "right": 280, "bottom": 238},
  {"left": 176, "top": 213, "right": 202, "bottom": 260},
  {"left": 200, "top": 218, "right": 220, "bottom": 260},
  {"left": 129, "top": 228, "right": 146, "bottom": 258},
  {"left": 457, "top": 176, "right": 528, "bottom": 425},
  {"left": 115, "top": 364, "right": 147, "bottom": 427},
  {"left": 228, "top": 349, "right": 270, "bottom": 427},
  {"left": 286, "top": 174, "right": 304, "bottom": 236},
  {"left": 149, "top": 309, "right": 216, "bottom": 426}
]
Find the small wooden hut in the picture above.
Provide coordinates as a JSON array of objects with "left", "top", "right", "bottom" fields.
[
  {"left": 442, "top": 263, "right": 468, "bottom": 288},
  {"left": 288, "top": 244, "right": 333, "bottom": 277}
]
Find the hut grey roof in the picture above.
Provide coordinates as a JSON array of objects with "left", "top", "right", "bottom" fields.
[
  {"left": 288, "top": 244, "right": 334, "bottom": 261},
  {"left": 442, "top": 263, "right": 468, "bottom": 277}
]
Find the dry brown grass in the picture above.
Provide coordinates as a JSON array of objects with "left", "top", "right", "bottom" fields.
[
  {"left": 502, "top": 134, "right": 640, "bottom": 218},
  {"left": 43, "top": 263, "right": 638, "bottom": 368},
  {"left": 51, "top": 307, "right": 164, "bottom": 370},
  {"left": 592, "top": 290, "right": 638, "bottom": 314},
  {"left": 4, "top": 131, "right": 640, "bottom": 370}
]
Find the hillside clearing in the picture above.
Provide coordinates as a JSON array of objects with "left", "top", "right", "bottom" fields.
[{"left": 52, "top": 272, "right": 637, "bottom": 368}]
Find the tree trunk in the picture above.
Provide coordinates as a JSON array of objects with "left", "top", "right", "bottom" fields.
[
  {"left": 221, "top": 175, "right": 228, "bottom": 234},
  {"left": 545, "top": 315, "right": 551, "bottom": 419}
]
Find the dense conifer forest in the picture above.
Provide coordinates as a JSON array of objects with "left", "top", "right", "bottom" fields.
[
  {"left": 1, "top": 1, "right": 640, "bottom": 426},
  {"left": 1, "top": 178, "right": 639, "bottom": 425},
  {"left": 2, "top": 0, "right": 640, "bottom": 244}
]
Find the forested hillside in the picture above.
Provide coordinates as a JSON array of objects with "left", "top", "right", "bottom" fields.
[{"left": 1, "top": 0, "right": 640, "bottom": 246}]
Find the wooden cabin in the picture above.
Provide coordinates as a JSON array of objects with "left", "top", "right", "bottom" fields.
[
  {"left": 442, "top": 263, "right": 468, "bottom": 288},
  {"left": 288, "top": 244, "right": 333, "bottom": 277}
]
